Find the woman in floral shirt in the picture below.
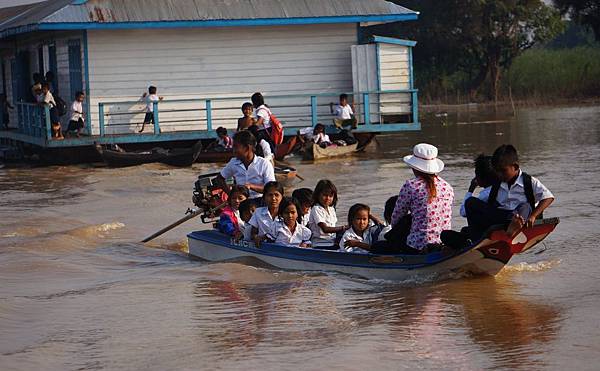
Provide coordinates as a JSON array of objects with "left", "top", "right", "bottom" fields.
[{"left": 390, "top": 143, "right": 454, "bottom": 252}]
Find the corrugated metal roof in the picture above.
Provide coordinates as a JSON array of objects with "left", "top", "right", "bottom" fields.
[
  {"left": 1, "top": 0, "right": 417, "bottom": 36},
  {"left": 0, "top": 2, "right": 43, "bottom": 26}
]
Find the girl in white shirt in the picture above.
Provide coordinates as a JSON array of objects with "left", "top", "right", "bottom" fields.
[
  {"left": 248, "top": 181, "right": 283, "bottom": 246},
  {"left": 270, "top": 197, "right": 312, "bottom": 247},
  {"left": 339, "top": 204, "right": 384, "bottom": 254},
  {"left": 309, "top": 180, "right": 348, "bottom": 246}
]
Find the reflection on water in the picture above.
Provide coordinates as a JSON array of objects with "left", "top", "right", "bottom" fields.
[{"left": 1, "top": 105, "right": 600, "bottom": 370}]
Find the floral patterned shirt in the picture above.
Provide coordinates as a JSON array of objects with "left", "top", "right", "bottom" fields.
[{"left": 391, "top": 176, "right": 454, "bottom": 250}]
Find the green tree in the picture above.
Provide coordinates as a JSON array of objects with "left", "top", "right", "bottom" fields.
[
  {"left": 554, "top": 0, "right": 600, "bottom": 40},
  {"left": 368, "top": 1, "right": 563, "bottom": 101}
]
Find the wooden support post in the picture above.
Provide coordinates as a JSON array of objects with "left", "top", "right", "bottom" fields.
[
  {"left": 153, "top": 101, "right": 160, "bottom": 134},
  {"left": 205, "top": 99, "right": 212, "bottom": 132},
  {"left": 363, "top": 93, "right": 371, "bottom": 126},
  {"left": 310, "top": 95, "right": 318, "bottom": 127},
  {"left": 98, "top": 103, "right": 105, "bottom": 137}
]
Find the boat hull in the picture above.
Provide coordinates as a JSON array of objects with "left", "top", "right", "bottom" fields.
[{"left": 187, "top": 219, "right": 558, "bottom": 281}]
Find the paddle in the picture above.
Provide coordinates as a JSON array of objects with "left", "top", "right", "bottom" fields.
[{"left": 141, "top": 201, "right": 227, "bottom": 243}]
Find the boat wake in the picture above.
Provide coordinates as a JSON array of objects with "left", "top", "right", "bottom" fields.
[{"left": 500, "top": 259, "right": 561, "bottom": 274}]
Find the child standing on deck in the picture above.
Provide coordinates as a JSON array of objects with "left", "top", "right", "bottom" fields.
[
  {"left": 39, "top": 83, "right": 63, "bottom": 140},
  {"left": 309, "top": 180, "right": 348, "bottom": 246},
  {"left": 248, "top": 181, "right": 284, "bottom": 246},
  {"left": 270, "top": 197, "right": 312, "bottom": 247},
  {"left": 330, "top": 94, "right": 357, "bottom": 129},
  {"left": 237, "top": 102, "right": 256, "bottom": 132},
  {"left": 1, "top": 94, "right": 14, "bottom": 130},
  {"left": 139, "top": 86, "right": 163, "bottom": 133},
  {"left": 464, "top": 144, "right": 554, "bottom": 240},
  {"left": 218, "top": 185, "right": 249, "bottom": 239},
  {"left": 67, "top": 91, "right": 85, "bottom": 137}
]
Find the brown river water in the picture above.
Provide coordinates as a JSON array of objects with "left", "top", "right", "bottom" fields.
[{"left": 1, "top": 105, "right": 600, "bottom": 370}]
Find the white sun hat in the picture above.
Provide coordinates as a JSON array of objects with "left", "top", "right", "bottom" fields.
[{"left": 403, "top": 143, "right": 445, "bottom": 175}]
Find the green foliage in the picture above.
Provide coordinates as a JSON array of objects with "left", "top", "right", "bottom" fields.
[
  {"left": 507, "top": 47, "right": 600, "bottom": 98},
  {"left": 554, "top": 0, "right": 600, "bottom": 40}
]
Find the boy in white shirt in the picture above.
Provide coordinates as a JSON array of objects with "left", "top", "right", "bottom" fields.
[
  {"left": 139, "top": 85, "right": 163, "bottom": 133},
  {"left": 330, "top": 94, "right": 357, "bottom": 129},
  {"left": 67, "top": 91, "right": 85, "bottom": 137}
]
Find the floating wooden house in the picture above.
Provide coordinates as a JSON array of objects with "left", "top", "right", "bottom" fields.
[{"left": 0, "top": 0, "right": 419, "bottom": 151}]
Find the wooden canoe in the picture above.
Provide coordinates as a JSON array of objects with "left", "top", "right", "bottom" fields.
[{"left": 95, "top": 142, "right": 202, "bottom": 168}]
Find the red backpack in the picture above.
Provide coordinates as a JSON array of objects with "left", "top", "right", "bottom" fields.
[{"left": 268, "top": 112, "right": 284, "bottom": 145}]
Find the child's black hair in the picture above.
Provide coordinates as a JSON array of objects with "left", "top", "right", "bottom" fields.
[
  {"left": 251, "top": 92, "right": 265, "bottom": 108},
  {"left": 474, "top": 154, "right": 498, "bottom": 187},
  {"left": 492, "top": 144, "right": 519, "bottom": 170},
  {"left": 233, "top": 130, "right": 257, "bottom": 149},
  {"left": 239, "top": 199, "right": 256, "bottom": 216},
  {"left": 45, "top": 71, "right": 54, "bottom": 81},
  {"left": 216, "top": 126, "right": 228, "bottom": 136},
  {"left": 278, "top": 197, "right": 303, "bottom": 223},
  {"left": 32, "top": 73, "right": 42, "bottom": 83},
  {"left": 41, "top": 82, "right": 50, "bottom": 90},
  {"left": 340, "top": 93, "right": 348, "bottom": 101},
  {"left": 347, "top": 203, "right": 370, "bottom": 227},
  {"left": 241, "top": 102, "right": 253, "bottom": 111},
  {"left": 263, "top": 181, "right": 284, "bottom": 199},
  {"left": 313, "top": 179, "right": 338, "bottom": 208},
  {"left": 384, "top": 196, "right": 398, "bottom": 224},
  {"left": 75, "top": 91, "right": 84, "bottom": 99},
  {"left": 292, "top": 188, "right": 313, "bottom": 207},
  {"left": 313, "top": 123, "right": 325, "bottom": 134},
  {"left": 228, "top": 185, "right": 249, "bottom": 200},
  {"left": 148, "top": 85, "right": 157, "bottom": 94}
]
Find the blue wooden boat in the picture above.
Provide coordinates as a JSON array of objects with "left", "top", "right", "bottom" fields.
[{"left": 187, "top": 218, "right": 559, "bottom": 281}]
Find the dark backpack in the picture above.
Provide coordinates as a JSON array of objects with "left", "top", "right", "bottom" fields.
[
  {"left": 54, "top": 95, "right": 68, "bottom": 116},
  {"left": 488, "top": 172, "right": 540, "bottom": 218}
]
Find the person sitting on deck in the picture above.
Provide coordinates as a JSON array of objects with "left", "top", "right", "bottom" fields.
[
  {"left": 218, "top": 185, "right": 249, "bottom": 239},
  {"left": 308, "top": 179, "right": 348, "bottom": 247},
  {"left": 237, "top": 102, "right": 256, "bottom": 132},
  {"left": 269, "top": 197, "right": 312, "bottom": 248},
  {"left": 292, "top": 188, "right": 313, "bottom": 227},
  {"left": 239, "top": 199, "right": 257, "bottom": 241},
  {"left": 248, "top": 181, "right": 284, "bottom": 246},
  {"left": 205, "top": 127, "right": 233, "bottom": 152},
  {"left": 330, "top": 93, "right": 357, "bottom": 130},
  {"left": 464, "top": 144, "right": 554, "bottom": 240},
  {"left": 251, "top": 92, "right": 275, "bottom": 148},
  {"left": 387, "top": 143, "right": 454, "bottom": 254},
  {"left": 139, "top": 85, "right": 163, "bottom": 133},
  {"left": 214, "top": 130, "right": 276, "bottom": 200},
  {"left": 248, "top": 125, "right": 274, "bottom": 164},
  {"left": 67, "top": 91, "right": 85, "bottom": 138}
]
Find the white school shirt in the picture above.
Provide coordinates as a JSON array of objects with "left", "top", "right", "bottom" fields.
[
  {"left": 300, "top": 210, "right": 311, "bottom": 227},
  {"left": 333, "top": 104, "right": 353, "bottom": 120},
  {"left": 220, "top": 155, "right": 276, "bottom": 198},
  {"left": 255, "top": 105, "right": 271, "bottom": 129},
  {"left": 339, "top": 227, "right": 371, "bottom": 254},
  {"left": 248, "top": 207, "right": 280, "bottom": 237},
  {"left": 271, "top": 220, "right": 312, "bottom": 246},
  {"left": 258, "top": 139, "right": 273, "bottom": 161},
  {"left": 459, "top": 187, "right": 491, "bottom": 217},
  {"left": 477, "top": 170, "right": 554, "bottom": 211},
  {"left": 145, "top": 94, "right": 159, "bottom": 112},
  {"left": 313, "top": 132, "right": 331, "bottom": 144},
  {"left": 70, "top": 101, "right": 84, "bottom": 122},
  {"left": 217, "top": 136, "right": 233, "bottom": 149},
  {"left": 309, "top": 204, "right": 338, "bottom": 243},
  {"left": 42, "top": 92, "right": 56, "bottom": 107},
  {"left": 242, "top": 222, "right": 253, "bottom": 241}
]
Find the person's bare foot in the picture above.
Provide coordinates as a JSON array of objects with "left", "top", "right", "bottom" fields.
[{"left": 506, "top": 214, "right": 525, "bottom": 238}]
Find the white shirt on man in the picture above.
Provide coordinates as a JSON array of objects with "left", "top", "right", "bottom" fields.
[
  {"left": 248, "top": 207, "right": 280, "bottom": 238},
  {"left": 339, "top": 227, "right": 372, "bottom": 254},
  {"left": 145, "top": 94, "right": 159, "bottom": 112},
  {"left": 477, "top": 170, "right": 553, "bottom": 211},
  {"left": 333, "top": 104, "right": 353, "bottom": 120},
  {"left": 220, "top": 154, "right": 275, "bottom": 198},
  {"left": 308, "top": 204, "right": 338, "bottom": 244},
  {"left": 255, "top": 105, "right": 271, "bottom": 129},
  {"left": 271, "top": 220, "right": 312, "bottom": 246},
  {"left": 70, "top": 101, "right": 84, "bottom": 122}
]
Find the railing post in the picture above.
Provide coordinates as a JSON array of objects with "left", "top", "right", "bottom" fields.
[
  {"left": 98, "top": 103, "right": 105, "bottom": 137},
  {"left": 205, "top": 99, "right": 212, "bottom": 132},
  {"left": 363, "top": 92, "right": 371, "bottom": 126},
  {"left": 412, "top": 91, "right": 419, "bottom": 124},
  {"left": 153, "top": 101, "right": 160, "bottom": 135},
  {"left": 310, "top": 95, "right": 318, "bottom": 127},
  {"left": 44, "top": 105, "right": 52, "bottom": 140}
]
